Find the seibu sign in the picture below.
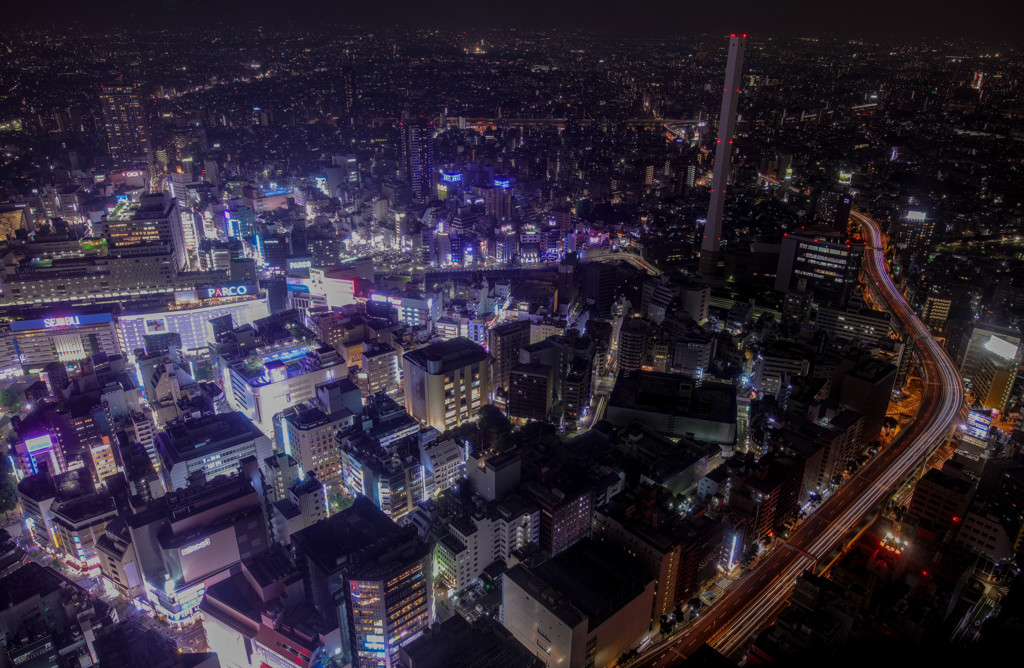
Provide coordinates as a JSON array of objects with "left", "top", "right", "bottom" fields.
[{"left": 44, "top": 316, "right": 81, "bottom": 328}]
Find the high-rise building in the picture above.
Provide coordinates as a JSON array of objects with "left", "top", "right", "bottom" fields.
[
  {"left": 488, "top": 320, "right": 532, "bottom": 391},
  {"left": 99, "top": 82, "right": 150, "bottom": 169},
  {"left": 699, "top": 34, "right": 746, "bottom": 276},
  {"left": 402, "top": 338, "right": 491, "bottom": 432},
  {"left": 813, "top": 190, "right": 853, "bottom": 230},
  {"left": 213, "top": 311, "right": 347, "bottom": 437},
  {"left": 274, "top": 385, "right": 359, "bottom": 490},
  {"left": 292, "top": 496, "right": 432, "bottom": 668},
  {"left": 618, "top": 317, "right": 650, "bottom": 372},
  {"left": 832, "top": 354, "right": 897, "bottom": 445},
  {"left": 105, "top": 193, "right": 188, "bottom": 273},
  {"left": 774, "top": 232, "right": 865, "bottom": 305},
  {"left": 402, "top": 119, "right": 436, "bottom": 202},
  {"left": 955, "top": 322, "right": 1020, "bottom": 387},
  {"left": 507, "top": 364, "right": 553, "bottom": 422}
]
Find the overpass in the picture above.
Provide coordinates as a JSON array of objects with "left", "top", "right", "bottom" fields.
[{"left": 631, "top": 210, "right": 962, "bottom": 665}]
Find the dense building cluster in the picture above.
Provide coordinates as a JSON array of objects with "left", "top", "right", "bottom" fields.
[{"left": 0, "top": 23, "right": 1023, "bottom": 668}]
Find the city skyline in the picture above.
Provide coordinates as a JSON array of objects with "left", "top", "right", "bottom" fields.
[{"left": 0, "top": 20, "right": 1022, "bottom": 668}]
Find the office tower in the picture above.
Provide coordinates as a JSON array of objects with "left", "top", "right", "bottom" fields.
[
  {"left": 699, "top": 34, "right": 746, "bottom": 276},
  {"left": 813, "top": 190, "right": 853, "bottom": 230},
  {"left": 893, "top": 210, "right": 935, "bottom": 250},
  {"left": 105, "top": 192, "right": 187, "bottom": 272},
  {"left": 402, "top": 119, "right": 435, "bottom": 202},
  {"left": 580, "top": 262, "right": 617, "bottom": 317},
  {"left": 774, "top": 232, "right": 865, "bottom": 304},
  {"left": 358, "top": 342, "right": 403, "bottom": 400},
  {"left": 972, "top": 351, "right": 1018, "bottom": 413},
  {"left": 618, "top": 317, "right": 650, "bottom": 372},
  {"left": 98, "top": 82, "right": 150, "bottom": 169},
  {"left": 488, "top": 320, "right": 532, "bottom": 391},
  {"left": 832, "top": 354, "right": 898, "bottom": 445},
  {"left": 292, "top": 497, "right": 431, "bottom": 668},
  {"left": 274, "top": 383, "right": 359, "bottom": 488},
  {"left": 402, "top": 338, "right": 491, "bottom": 432},
  {"left": 955, "top": 322, "right": 1021, "bottom": 387},
  {"left": 507, "top": 363, "right": 553, "bottom": 422}
]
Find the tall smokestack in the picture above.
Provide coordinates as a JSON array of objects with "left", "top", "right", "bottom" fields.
[{"left": 699, "top": 34, "right": 746, "bottom": 277}]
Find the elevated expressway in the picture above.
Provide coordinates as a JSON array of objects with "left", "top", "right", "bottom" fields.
[{"left": 632, "top": 211, "right": 963, "bottom": 665}]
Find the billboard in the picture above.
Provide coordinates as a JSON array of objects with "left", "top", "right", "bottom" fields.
[
  {"left": 10, "top": 313, "right": 113, "bottom": 332},
  {"left": 201, "top": 284, "right": 258, "bottom": 299},
  {"left": 146, "top": 318, "right": 167, "bottom": 334},
  {"left": 174, "top": 290, "right": 198, "bottom": 304},
  {"left": 25, "top": 434, "right": 54, "bottom": 453},
  {"left": 984, "top": 335, "right": 1018, "bottom": 361},
  {"left": 966, "top": 409, "right": 993, "bottom": 440}
]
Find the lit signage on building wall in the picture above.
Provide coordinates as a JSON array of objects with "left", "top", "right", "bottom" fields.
[
  {"left": 203, "top": 284, "right": 257, "bottom": 299},
  {"left": 966, "top": 409, "right": 994, "bottom": 441},
  {"left": 45, "top": 316, "right": 80, "bottom": 328},
  {"left": 440, "top": 172, "right": 462, "bottom": 183},
  {"left": 25, "top": 435, "right": 54, "bottom": 453},
  {"left": 493, "top": 179, "right": 510, "bottom": 189},
  {"left": 370, "top": 293, "right": 404, "bottom": 307},
  {"left": 11, "top": 313, "right": 113, "bottom": 332},
  {"left": 288, "top": 258, "right": 313, "bottom": 271},
  {"left": 984, "top": 335, "right": 1018, "bottom": 361},
  {"left": 180, "top": 537, "right": 211, "bottom": 556}
]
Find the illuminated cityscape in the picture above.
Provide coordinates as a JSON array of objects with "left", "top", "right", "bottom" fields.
[{"left": 0, "top": 5, "right": 1023, "bottom": 668}]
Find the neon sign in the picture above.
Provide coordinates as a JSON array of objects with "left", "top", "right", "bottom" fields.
[
  {"left": 494, "top": 179, "right": 510, "bottom": 189},
  {"left": 181, "top": 537, "right": 211, "bottom": 556},
  {"left": 44, "top": 316, "right": 81, "bottom": 328},
  {"left": 441, "top": 172, "right": 462, "bottom": 183},
  {"left": 204, "top": 285, "right": 251, "bottom": 298},
  {"left": 370, "top": 293, "right": 403, "bottom": 307},
  {"left": 25, "top": 435, "right": 54, "bottom": 453}
]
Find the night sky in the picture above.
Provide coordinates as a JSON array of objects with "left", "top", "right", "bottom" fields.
[{"left": 5, "top": 0, "right": 1023, "bottom": 42}]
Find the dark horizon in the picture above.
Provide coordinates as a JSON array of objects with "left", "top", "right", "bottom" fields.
[{"left": 3, "top": 0, "right": 1023, "bottom": 43}]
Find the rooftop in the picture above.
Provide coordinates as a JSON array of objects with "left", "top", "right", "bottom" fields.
[
  {"left": 156, "top": 412, "right": 265, "bottom": 466},
  {"left": 292, "top": 495, "right": 426, "bottom": 578},
  {"left": 504, "top": 538, "right": 651, "bottom": 631},
  {"left": 404, "top": 337, "right": 489, "bottom": 375}
]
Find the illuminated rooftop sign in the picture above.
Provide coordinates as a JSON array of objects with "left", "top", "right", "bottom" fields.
[
  {"left": 494, "top": 178, "right": 510, "bottom": 189},
  {"left": 25, "top": 435, "right": 54, "bottom": 453},
  {"left": 440, "top": 172, "right": 462, "bottom": 183},
  {"left": 181, "top": 537, "right": 211, "bottom": 556},
  {"left": 984, "top": 335, "right": 1018, "bottom": 361}
]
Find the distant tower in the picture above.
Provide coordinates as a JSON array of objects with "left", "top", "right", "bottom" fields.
[
  {"left": 401, "top": 119, "right": 435, "bottom": 202},
  {"left": 699, "top": 34, "right": 746, "bottom": 277},
  {"left": 99, "top": 82, "right": 151, "bottom": 170}
]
